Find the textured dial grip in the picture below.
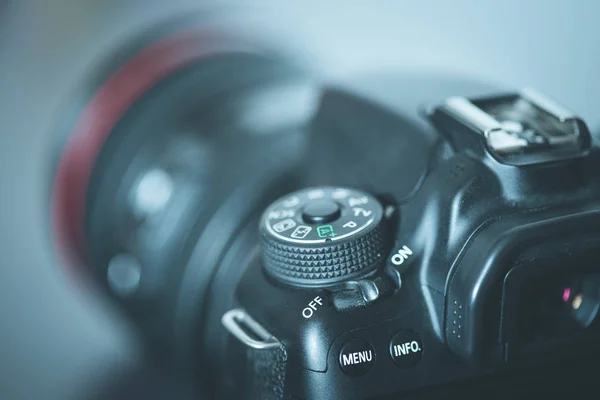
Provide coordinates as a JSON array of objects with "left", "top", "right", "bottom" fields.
[
  {"left": 260, "top": 187, "right": 385, "bottom": 287},
  {"left": 261, "top": 227, "right": 384, "bottom": 286}
]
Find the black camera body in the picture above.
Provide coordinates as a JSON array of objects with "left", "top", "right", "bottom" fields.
[
  {"left": 51, "top": 21, "right": 600, "bottom": 399},
  {"left": 221, "top": 87, "right": 600, "bottom": 399}
]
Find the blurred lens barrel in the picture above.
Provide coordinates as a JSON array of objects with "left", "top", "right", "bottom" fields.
[{"left": 50, "top": 14, "right": 318, "bottom": 384}]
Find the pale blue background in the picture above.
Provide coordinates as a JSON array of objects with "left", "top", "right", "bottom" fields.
[{"left": 0, "top": 1, "right": 599, "bottom": 398}]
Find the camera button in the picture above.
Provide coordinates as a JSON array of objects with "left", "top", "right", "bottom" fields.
[
  {"left": 389, "top": 330, "right": 423, "bottom": 368},
  {"left": 302, "top": 199, "right": 341, "bottom": 224},
  {"left": 338, "top": 338, "right": 375, "bottom": 376}
]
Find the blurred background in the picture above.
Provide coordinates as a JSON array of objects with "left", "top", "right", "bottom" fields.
[{"left": 0, "top": 1, "right": 599, "bottom": 398}]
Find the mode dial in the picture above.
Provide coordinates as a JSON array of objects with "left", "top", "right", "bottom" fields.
[{"left": 260, "top": 187, "right": 385, "bottom": 287}]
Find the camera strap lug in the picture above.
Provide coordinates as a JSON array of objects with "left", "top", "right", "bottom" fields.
[{"left": 222, "top": 308, "right": 281, "bottom": 350}]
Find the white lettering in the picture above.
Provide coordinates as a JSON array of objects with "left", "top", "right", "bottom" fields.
[
  {"left": 390, "top": 245, "right": 414, "bottom": 266},
  {"left": 391, "top": 254, "right": 403, "bottom": 265},
  {"left": 398, "top": 246, "right": 413, "bottom": 258},
  {"left": 393, "top": 342, "right": 422, "bottom": 357},
  {"left": 411, "top": 341, "right": 420, "bottom": 352},
  {"left": 358, "top": 352, "right": 366, "bottom": 363},
  {"left": 398, "top": 344, "right": 408, "bottom": 355},
  {"left": 302, "top": 296, "right": 323, "bottom": 319},
  {"left": 282, "top": 196, "right": 300, "bottom": 208},
  {"left": 268, "top": 209, "right": 295, "bottom": 220},
  {"left": 343, "top": 221, "right": 358, "bottom": 229},
  {"left": 332, "top": 189, "right": 350, "bottom": 199},
  {"left": 307, "top": 189, "right": 325, "bottom": 200},
  {"left": 348, "top": 196, "right": 369, "bottom": 207},
  {"left": 353, "top": 207, "right": 373, "bottom": 217},
  {"left": 342, "top": 350, "right": 373, "bottom": 366},
  {"left": 342, "top": 354, "right": 352, "bottom": 365}
]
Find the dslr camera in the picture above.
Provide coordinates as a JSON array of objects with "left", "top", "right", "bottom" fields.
[{"left": 51, "top": 18, "right": 600, "bottom": 399}]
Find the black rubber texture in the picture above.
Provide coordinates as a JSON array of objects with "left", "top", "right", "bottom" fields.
[
  {"left": 246, "top": 345, "right": 287, "bottom": 400},
  {"left": 261, "top": 227, "right": 384, "bottom": 286},
  {"left": 225, "top": 333, "right": 287, "bottom": 400}
]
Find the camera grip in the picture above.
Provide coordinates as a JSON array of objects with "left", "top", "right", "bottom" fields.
[
  {"left": 245, "top": 344, "right": 288, "bottom": 400},
  {"left": 226, "top": 337, "right": 288, "bottom": 400}
]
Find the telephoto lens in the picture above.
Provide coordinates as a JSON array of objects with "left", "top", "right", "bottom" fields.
[{"left": 50, "top": 14, "right": 318, "bottom": 397}]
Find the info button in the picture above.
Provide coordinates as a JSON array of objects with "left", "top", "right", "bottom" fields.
[
  {"left": 338, "top": 338, "right": 375, "bottom": 376},
  {"left": 389, "top": 329, "right": 423, "bottom": 368}
]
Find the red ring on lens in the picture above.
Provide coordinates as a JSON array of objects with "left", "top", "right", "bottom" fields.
[{"left": 51, "top": 29, "right": 243, "bottom": 275}]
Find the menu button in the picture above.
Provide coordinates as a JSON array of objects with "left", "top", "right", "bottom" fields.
[{"left": 338, "top": 338, "right": 375, "bottom": 376}]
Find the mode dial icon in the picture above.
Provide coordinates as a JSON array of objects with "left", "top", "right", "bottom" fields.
[{"left": 260, "top": 187, "right": 386, "bottom": 287}]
